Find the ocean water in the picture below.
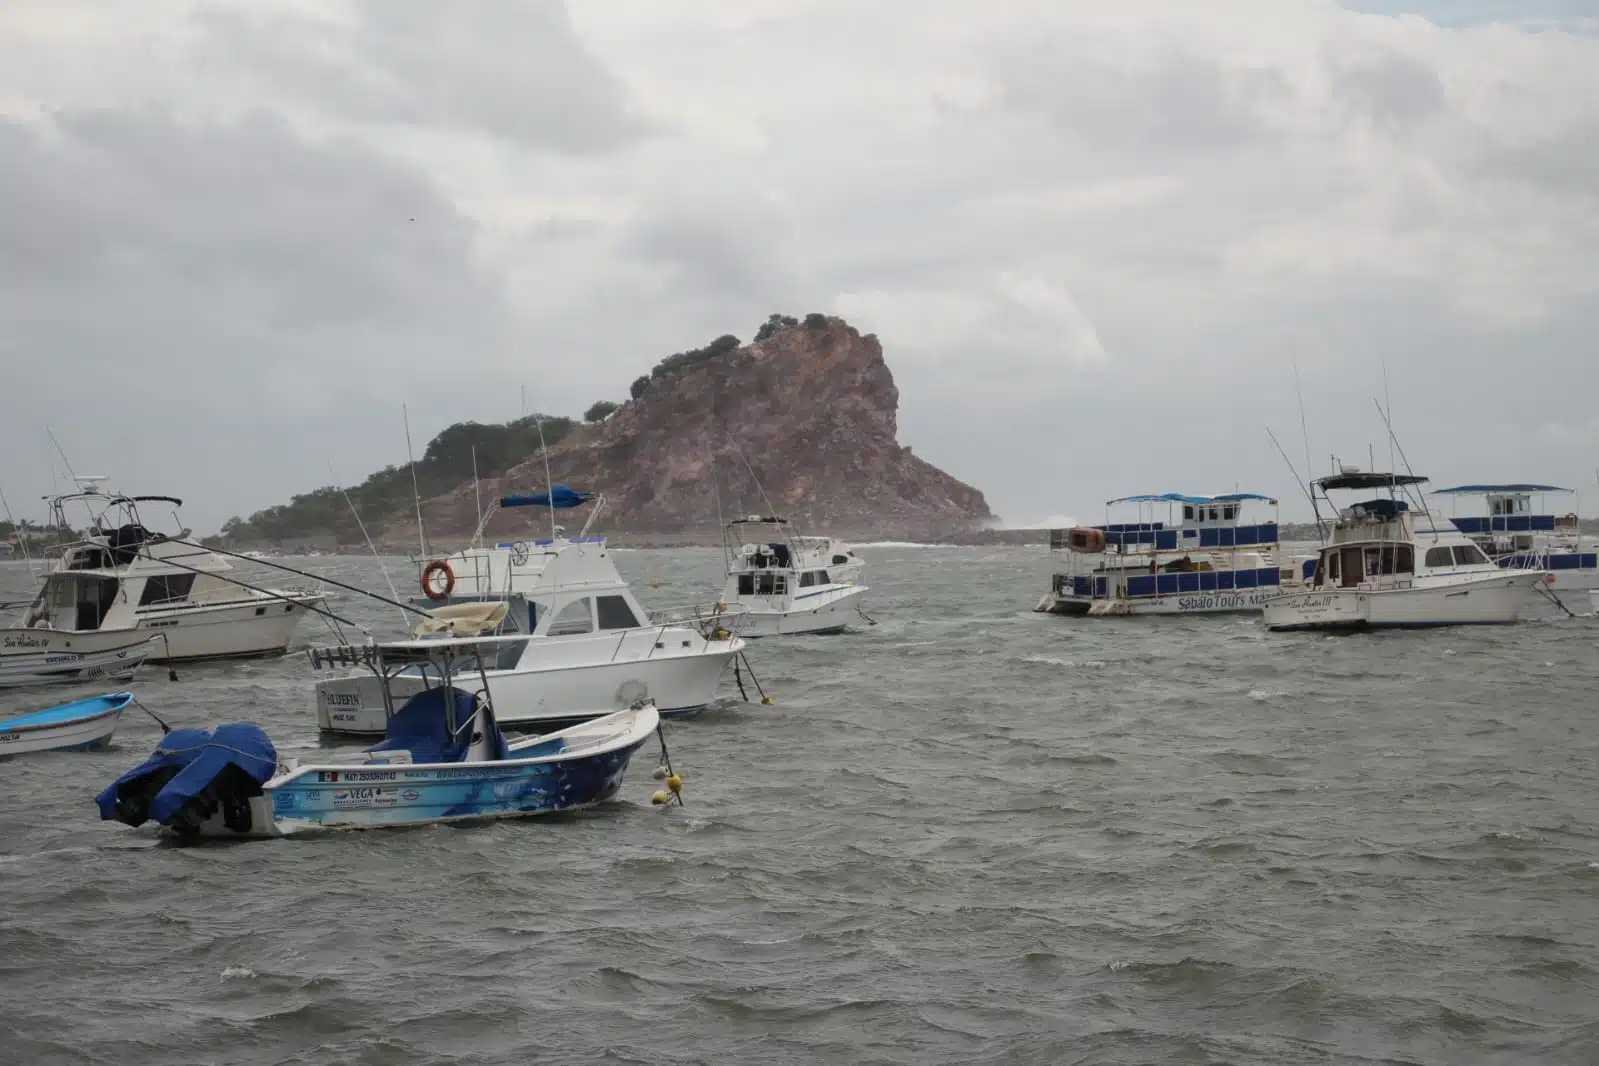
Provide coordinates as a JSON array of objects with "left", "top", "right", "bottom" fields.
[{"left": 1, "top": 546, "right": 1596, "bottom": 1065}]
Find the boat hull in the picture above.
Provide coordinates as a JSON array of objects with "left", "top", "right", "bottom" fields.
[
  {"left": 0, "top": 631, "right": 154, "bottom": 689},
  {"left": 1039, "top": 588, "right": 1280, "bottom": 616},
  {"left": 0, "top": 701, "right": 126, "bottom": 756},
  {"left": 315, "top": 632, "right": 740, "bottom": 736},
  {"left": 135, "top": 595, "right": 326, "bottom": 662},
  {"left": 1263, "top": 573, "right": 1545, "bottom": 631},
  {"left": 722, "top": 585, "right": 868, "bottom": 637}
]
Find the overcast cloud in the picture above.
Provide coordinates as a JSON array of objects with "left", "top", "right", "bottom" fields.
[{"left": 1, "top": 0, "right": 1596, "bottom": 531}]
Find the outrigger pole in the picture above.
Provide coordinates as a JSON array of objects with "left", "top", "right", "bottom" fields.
[{"left": 171, "top": 538, "right": 435, "bottom": 623}]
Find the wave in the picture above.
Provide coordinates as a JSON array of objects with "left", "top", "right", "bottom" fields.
[{"left": 853, "top": 540, "right": 949, "bottom": 548}]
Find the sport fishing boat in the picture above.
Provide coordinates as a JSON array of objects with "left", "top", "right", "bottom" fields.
[
  {"left": 97, "top": 637, "right": 667, "bottom": 838},
  {"left": 1263, "top": 469, "right": 1550, "bottom": 631},
  {"left": 1037, "top": 492, "right": 1296, "bottom": 616},
  {"left": 1432, "top": 483, "right": 1597, "bottom": 610},
  {"left": 711, "top": 516, "right": 868, "bottom": 636},
  {"left": 5, "top": 481, "right": 328, "bottom": 663},
  {"left": 316, "top": 486, "right": 745, "bottom": 736},
  {"left": 0, "top": 629, "right": 157, "bottom": 690},
  {"left": 0, "top": 691, "right": 133, "bottom": 756}
]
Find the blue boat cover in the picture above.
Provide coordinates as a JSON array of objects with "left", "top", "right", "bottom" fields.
[
  {"left": 3, "top": 692, "right": 132, "bottom": 732},
  {"left": 499, "top": 485, "right": 594, "bottom": 510},
  {"left": 367, "top": 686, "right": 508, "bottom": 763},
  {"left": 94, "top": 727, "right": 223, "bottom": 824},
  {"left": 1434, "top": 484, "right": 1570, "bottom": 495},
  {"left": 147, "top": 724, "right": 278, "bottom": 824}
]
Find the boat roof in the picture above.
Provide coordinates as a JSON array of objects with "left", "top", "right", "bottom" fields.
[
  {"left": 1433, "top": 483, "right": 1570, "bottom": 495},
  {"left": 1315, "top": 472, "right": 1428, "bottom": 491},
  {"left": 1107, "top": 492, "right": 1275, "bottom": 505}
]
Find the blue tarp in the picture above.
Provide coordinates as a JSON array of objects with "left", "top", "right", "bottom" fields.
[
  {"left": 148, "top": 724, "right": 277, "bottom": 824},
  {"left": 367, "top": 686, "right": 508, "bottom": 763},
  {"left": 500, "top": 485, "right": 595, "bottom": 510},
  {"left": 1434, "top": 484, "right": 1570, "bottom": 495},
  {"left": 95, "top": 727, "right": 213, "bottom": 825}
]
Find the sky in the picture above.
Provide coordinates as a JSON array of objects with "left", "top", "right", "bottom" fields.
[{"left": 1, "top": 1, "right": 1597, "bottom": 532}]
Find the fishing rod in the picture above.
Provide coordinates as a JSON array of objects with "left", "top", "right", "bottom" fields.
[{"left": 171, "top": 537, "right": 436, "bottom": 622}]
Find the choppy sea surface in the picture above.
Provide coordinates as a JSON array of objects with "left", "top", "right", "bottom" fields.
[{"left": 1, "top": 546, "right": 1596, "bottom": 1065}]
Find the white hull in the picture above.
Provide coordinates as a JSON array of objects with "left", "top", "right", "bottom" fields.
[
  {"left": 135, "top": 596, "right": 324, "bottom": 661},
  {"left": 317, "top": 631, "right": 740, "bottom": 735},
  {"left": 722, "top": 585, "right": 867, "bottom": 637},
  {"left": 0, "top": 632, "right": 154, "bottom": 689},
  {"left": 1263, "top": 573, "right": 1544, "bottom": 631},
  {"left": 0, "top": 709, "right": 122, "bottom": 754}
]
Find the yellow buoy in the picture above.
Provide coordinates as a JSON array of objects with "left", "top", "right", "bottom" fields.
[
  {"left": 761, "top": 696, "right": 775, "bottom": 705},
  {"left": 666, "top": 773, "right": 683, "bottom": 792},
  {"left": 651, "top": 791, "right": 672, "bottom": 806}
]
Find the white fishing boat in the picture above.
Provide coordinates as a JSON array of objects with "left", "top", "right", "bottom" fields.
[
  {"left": 4, "top": 481, "right": 329, "bottom": 663},
  {"left": 1263, "top": 469, "right": 1550, "bottom": 631},
  {"left": 315, "top": 486, "right": 745, "bottom": 736},
  {"left": 1, "top": 691, "right": 133, "bottom": 755},
  {"left": 1037, "top": 492, "right": 1297, "bottom": 616},
  {"left": 1432, "top": 483, "right": 1598, "bottom": 611},
  {"left": 711, "top": 516, "right": 869, "bottom": 636},
  {"left": 98, "top": 638, "right": 667, "bottom": 838}
]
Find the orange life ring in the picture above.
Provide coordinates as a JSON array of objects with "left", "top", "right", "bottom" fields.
[{"left": 421, "top": 560, "right": 456, "bottom": 601}]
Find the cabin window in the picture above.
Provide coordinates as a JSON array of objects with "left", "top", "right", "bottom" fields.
[
  {"left": 1325, "top": 551, "right": 1339, "bottom": 580},
  {"left": 832, "top": 554, "right": 850, "bottom": 565},
  {"left": 1453, "top": 544, "right": 1487, "bottom": 566},
  {"left": 799, "top": 571, "right": 815, "bottom": 588},
  {"left": 1183, "top": 505, "right": 1195, "bottom": 521},
  {"left": 1208, "top": 507, "right": 1219, "bottom": 521},
  {"left": 1379, "top": 547, "right": 1395, "bottom": 575},
  {"left": 73, "top": 577, "right": 120, "bottom": 631},
  {"left": 1397, "top": 546, "right": 1413, "bottom": 573},
  {"left": 138, "top": 573, "right": 196, "bottom": 606},
  {"left": 1223, "top": 505, "right": 1237, "bottom": 521},
  {"left": 817, "top": 569, "right": 830, "bottom": 584},
  {"left": 1424, "top": 546, "right": 1454, "bottom": 568},
  {"left": 756, "top": 573, "right": 787, "bottom": 596},
  {"left": 737, "top": 574, "right": 754, "bottom": 596},
  {"left": 1364, "top": 547, "right": 1381, "bottom": 578},
  {"left": 545, "top": 598, "right": 594, "bottom": 635},
  {"left": 595, "top": 595, "right": 640, "bottom": 631}
]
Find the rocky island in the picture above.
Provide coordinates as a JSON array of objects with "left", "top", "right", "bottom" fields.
[{"left": 216, "top": 316, "right": 994, "bottom": 550}]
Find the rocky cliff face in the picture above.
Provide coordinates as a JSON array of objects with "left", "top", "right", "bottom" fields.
[{"left": 408, "top": 319, "right": 992, "bottom": 541}]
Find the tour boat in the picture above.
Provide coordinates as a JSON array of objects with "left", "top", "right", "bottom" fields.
[
  {"left": 1037, "top": 492, "right": 1298, "bottom": 616},
  {"left": 1432, "top": 483, "right": 1597, "bottom": 611},
  {"left": 1262, "top": 469, "right": 1549, "bottom": 631}
]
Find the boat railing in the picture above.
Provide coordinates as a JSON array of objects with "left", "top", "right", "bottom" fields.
[{"left": 649, "top": 601, "right": 752, "bottom": 627}]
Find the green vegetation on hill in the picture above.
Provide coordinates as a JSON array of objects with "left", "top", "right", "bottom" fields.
[{"left": 216, "top": 415, "right": 574, "bottom": 544}]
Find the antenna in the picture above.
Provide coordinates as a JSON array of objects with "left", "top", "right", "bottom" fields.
[
  {"left": 1381, "top": 357, "right": 1395, "bottom": 476},
  {"left": 1266, "top": 427, "right": 1323, "bottom": 542},
  {"left": 1372, "top": 398, "right": 1423, "bottom": 511},
  {"left": 45, "top": 426, "right": 80, "bottom": 485},
  {"left": 533, "top": 415, "right": 557, "bottom": 541},
  {"left": 471, "top": 444, "right": 483, "bottom": 546},
  {"left": 402, "top": 403, "right": 429, "bottom": 561}
]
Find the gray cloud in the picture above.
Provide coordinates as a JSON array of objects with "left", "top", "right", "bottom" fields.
[{"left": 192, "top": 0, "right": 650, "bottom": 152}]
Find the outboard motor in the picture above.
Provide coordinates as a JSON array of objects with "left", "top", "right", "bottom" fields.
[
  {"left": 96, "top": 728, "right": 214, "bottom": 827},
  {"left": 150, "top": 724, "right": 278, "bottom": 836}
]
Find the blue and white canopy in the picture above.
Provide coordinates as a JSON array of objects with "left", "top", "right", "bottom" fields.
[
  {"left": 1433, "top": 484, "right": 1570, "bottom": 495},
  {"left": 1106, "top": 492, "right": 1276, "bottom": 505},
  {"left": 499, "top": 485, "right": 595, "bottom": 509}
]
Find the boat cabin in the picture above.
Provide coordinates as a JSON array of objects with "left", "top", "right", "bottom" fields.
[{"left": 1432, "top": 483, "right": 1596, "bottom": 575}]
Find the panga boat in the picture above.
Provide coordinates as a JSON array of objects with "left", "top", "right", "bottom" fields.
[
  {"left": 97, "top": 636, "right": 665, "bottom": 838},
  {"left": 1, "top": 691, "right": 133, "bottom": 756},
  {"left": 1262, "top": 469, "right": 1550, "bottom": 631}
]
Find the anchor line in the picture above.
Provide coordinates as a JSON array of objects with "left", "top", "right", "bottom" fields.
[
  {"left": 856, "top": 603, "right": 878, "bottom": 626},
  {"left": 130, "top": 696, "right": 171, "bottom": 734},
  {"left": 654, "top": 723, "right": 685, "bottom": 806},
  {"left": 736, "top": 650, "right": 773, "bottom": 705},
  {"left": 1536, "top": 580, "right": 1576, "bottom": 619}
]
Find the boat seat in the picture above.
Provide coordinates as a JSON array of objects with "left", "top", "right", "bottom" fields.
[{"left": 366, "top": 687, "right": 482, "bottom": 763}]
